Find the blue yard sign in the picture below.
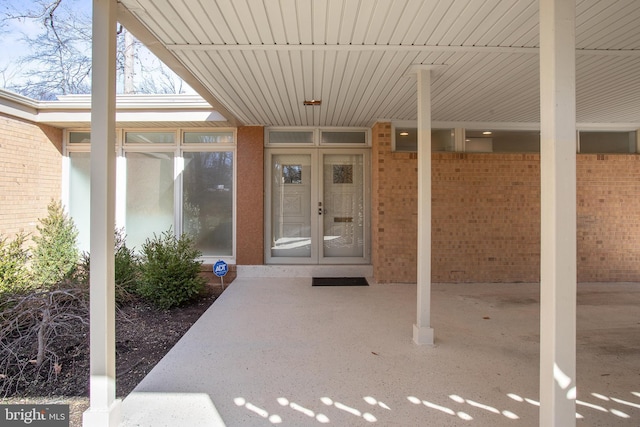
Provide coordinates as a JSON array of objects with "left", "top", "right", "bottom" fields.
[{"left": 213, "top": 260, "right": 228, "bottom": 277}]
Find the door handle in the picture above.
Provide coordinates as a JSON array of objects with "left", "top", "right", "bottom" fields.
[{"left": 318, "top": 208, "right": 327, "bottom": 215}]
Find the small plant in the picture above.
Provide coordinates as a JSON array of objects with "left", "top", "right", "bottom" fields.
[
  {"left": 137, "top": 229, "right": 205, "bottom": 309},
  {"left": 31, "top": 201, "right": 79, "bottom": 288},
  {"left": 0, "top": 233, "right": 31, "bottom": 296},
  {"left": 114, "top": 229, "right": 139, "bottom": 301},
  {"left": 78, "top": 229, "right": 139, "bottom": 304}
]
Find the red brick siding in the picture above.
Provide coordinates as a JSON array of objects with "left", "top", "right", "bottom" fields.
[
  {"left": 236, "top": 126, "right": 264, "bottom": 265},
  {"left": 372, "top": 122, "right": 640, "bottom": 283},
  {"left": 0, "top": 113, "right": 62, "bottom": 240},
  {"left": 431, "top": 153, "right": 540, "bottom": 283},
  {"left": 577, "top": 154, "right": 640, "bottom": 282},
  {"left": 372, "top": 122, "right": 419, "bottom": 282}
]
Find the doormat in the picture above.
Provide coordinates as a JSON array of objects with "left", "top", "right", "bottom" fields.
[{"left": 312, "top": 277, "right": 369, "bottom": 286}]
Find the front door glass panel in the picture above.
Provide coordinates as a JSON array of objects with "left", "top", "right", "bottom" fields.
[
  {"left": 270, "top": 154, "right": 312, "bottom": 258},
  {"left": 322, "top": 154, "right": 364, "bottom": 258}
]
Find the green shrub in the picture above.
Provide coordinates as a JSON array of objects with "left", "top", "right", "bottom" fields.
[
  {"left": 31, "top": 201, "right": 79, "bottom": 288},
  {"left": 0, "top": 233, "right": 31, "bottom": 295},
  {"left": 78, "top": 229, "right": 139, "bottom": 304},
  {"left": 137, "top": 229, "right": 205, "bottom": 309},
  {"left": 114, "top": 229, "right": 139, "bottom": 301}
]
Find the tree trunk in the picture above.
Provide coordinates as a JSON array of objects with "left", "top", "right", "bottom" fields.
[
  {"left": 36, "top": 306, "right": 50, "bottom": 366},
  {"left": 124, "top": 29, "right": 135, "bottom": 94}
]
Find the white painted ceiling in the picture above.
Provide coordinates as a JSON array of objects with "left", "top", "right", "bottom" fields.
[{"left": 118, "top": 0, "right": 640, "bottom": 128}]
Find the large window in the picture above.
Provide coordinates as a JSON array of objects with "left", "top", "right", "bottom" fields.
[
  {"left": 125, "top": 152, "right": 175, "bottom": 250},
  {"left": 65, "top": 129, "right": 236, "bottom": 261},
  {"left": 183, "top": 152, "right": 234, "bottom": 256},
  {"left": 68, "top": 152, "right": 91, "bottom": 252}
]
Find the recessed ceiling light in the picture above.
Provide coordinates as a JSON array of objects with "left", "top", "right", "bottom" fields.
[
  {"left": 399, "top": 132, "right": 409, "bottom": 136},
  {"left": 482, "top": 131, "right": 493, "bottom": 135},
  {"left": 303, "top": 99, "right": 322, "bottom": 106}
]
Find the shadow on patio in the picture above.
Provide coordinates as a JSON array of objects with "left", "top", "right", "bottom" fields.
[{"left": 120, "top": 278, "right": 640, "bottom": 426}]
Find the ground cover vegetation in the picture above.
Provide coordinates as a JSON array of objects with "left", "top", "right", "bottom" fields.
[{"left": 0, "top": 200, "right": 221, "bottom": 424}]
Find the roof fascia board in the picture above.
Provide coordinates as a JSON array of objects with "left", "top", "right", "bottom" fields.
[
  {"left": 47, "top": 94, "right": 214, "bottom": 111},
  {"left": 0, "top": 89, "right": 39, "bottom": 121},
  {"left": 37, "top": 109, "right": 227, "bottom": 124},
  {"left": 42, "top": 94, "right": 219, "bottom": 111},
  {"left": 0, "top": 91, "right": 228, "bottom": 126},
  {"left": 116, "top": 3, "right": 243, "bottom": 127}
]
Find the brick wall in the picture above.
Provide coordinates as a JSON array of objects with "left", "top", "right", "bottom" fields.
[
  {"left": 236, "top": 126, "right": 264, "bottom": 265},
  {"left": 431, "top": 152, "right": 540, "bottom": 283},
  {"left": 372, "top": 122, "right": 419, "bottom": 282},
  {"left": 373, "top": 122, "right": 640, "bottom": 283},
  {"left": 577, "top": 154, "right": 640, "bottom": 282},
  {"left": 0, "top": 113, "right": 62, "bottom": 240}
]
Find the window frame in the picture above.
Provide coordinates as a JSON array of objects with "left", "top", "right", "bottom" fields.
[
  {"left": 63, "top": 127, "right": 237, "bottom": 264},
  {"left": 578, "top": 130, "right": 637, "bottom": 154},
  {"left": 265, "top": 127, "right": 371, "bottom": 147},
  {"left": 391, "top": 122, "right": 455, "bottom": 152}
]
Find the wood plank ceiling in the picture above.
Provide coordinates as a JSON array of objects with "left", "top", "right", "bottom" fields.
[{"left": 118, "top": 0, "right": 640, "bottom": 128}]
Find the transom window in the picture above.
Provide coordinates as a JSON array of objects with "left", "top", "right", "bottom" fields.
[
  {"left": 266, "top": 128, "right": 370, "bottom": 147},
  {"left": 125, "top": 131, "right": 175, "bottom": 144},
  {"left": 393, "top": 126, "right": 454, "bottom": 152},
  {"left": 579, "top": 131, "right": 637, "bottom": 154}
]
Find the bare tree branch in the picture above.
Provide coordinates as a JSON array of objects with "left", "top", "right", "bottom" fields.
[
  {"left": 0, "top": 287, "right": 89, "bottom": 396},
  {"left": 45, "top": 0, "right": 64, "bottom": 45},
  {"left": 2, "top": 0, "right": 187, "bottom": 98}
]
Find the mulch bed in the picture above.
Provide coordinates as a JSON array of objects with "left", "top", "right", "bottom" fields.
[{"left": 1, "top": 282, "right": 226, "bottom": 427}]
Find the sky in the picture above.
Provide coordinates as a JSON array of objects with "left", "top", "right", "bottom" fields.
[
  {"left": 0, "top": 0, "right": 192, "bottom": 96},
  {"left": 0, "top": 0, "right": 92, "bottom": 89}
]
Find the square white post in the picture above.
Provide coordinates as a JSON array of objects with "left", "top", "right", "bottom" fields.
[
  {"left": 413, "top": 67, "right": 434, "bottom": 345},
  {"left": 83, "top": 0, "right": 120, "bottom": 425},
  {"left": 539, "top": 0, "right": 577, "bottom": 425}
]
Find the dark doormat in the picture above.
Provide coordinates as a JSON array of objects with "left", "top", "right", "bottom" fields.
[{"left": 312, "top": 277, "right": 369, "bottom": 286}]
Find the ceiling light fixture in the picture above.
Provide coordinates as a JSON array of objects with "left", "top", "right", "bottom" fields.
[
  {"left": 303, "top": 99, "right": 322, "bottom": 106},
  {"left": 399, "top": 132, "right": 409, "bottom": 136},
  {"left": 482, "top": 131, "right": 493, "bottom": 135}
]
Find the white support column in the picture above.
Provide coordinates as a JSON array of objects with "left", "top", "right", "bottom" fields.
[
  {"left": 413, "top": 67, "right": 434, "bottom": 345},
  {"left": 539, "top": 0, "right": 577, "bottom": 426},
  {"left": 83, "top": 0, "right": 120, "bottom": 426}
]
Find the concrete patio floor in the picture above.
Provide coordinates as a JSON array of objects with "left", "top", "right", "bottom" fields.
[{"left": 120, "top": 278, "right": 640, "bottom": 426}]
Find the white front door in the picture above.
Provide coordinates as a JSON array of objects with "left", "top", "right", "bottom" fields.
[{"left": 266, "top": 149, "right": 370, "bottom": 264}]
